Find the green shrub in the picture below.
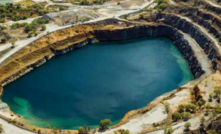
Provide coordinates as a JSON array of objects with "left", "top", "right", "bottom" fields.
[
  {"left": 172, "top": 112, "right": 182, "bottom": 121},
  {"left": 186, "top": 104, "right": 197, "bottom": 112},
  {"left": 46, "top": 124, "right": 50, "bottom": 129},
  {"left": 200, "top": 116, "right": 205, "bottom": 124},
  {"left": 93, "top": 0, "right": 98, "bottom": 3},
  {"left": 181, "top": 112, "right": 191, "bottom": 120},
  {"left": 214, "top": 88, "right": 221, "bottom": 96},
  {"left": 78, "top": 125, "right": 91, "bottom": 134},
  {"left": 185, "top": 122, "right": 191, "bottom": 130},
  {"left": 99, "top": 119, "right": 111, "bottom": 130},
  {"left": 164, "top": 125, "right": 174, "bottom": 134},
  {"left": 197, "top": 100, "right": 203, "bottom": 107},
  {"left": 178, "top": 104, "right": 185, "bottom": 112},
  {"left": 1, "top": 37, "right": 7, "bottom": 43},
  {"left": 41, "top": 25, "right": 46, "bottom": 31}
]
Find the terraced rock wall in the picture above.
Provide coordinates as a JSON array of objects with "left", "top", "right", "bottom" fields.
[
  {"left": 148, "top": 13, "right": 220, "bottom": 70},
  {"left": 0, "top": 19, "right": 204, "bottom": 89}
]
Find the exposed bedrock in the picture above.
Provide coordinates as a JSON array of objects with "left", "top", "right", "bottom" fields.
[
  {"left": 197, "top": 1, "right": 221, "bottom": 16},
  {"left": 0, "top": 21, "right": 205, "bottom": 87},
  {"left": 148, "top": 13, "right": 221, "bottom": 70},
  {"left": 179, "top": 8, "right": 221, "bottom": 44},
  {"left": 49, "top": 24, "right": 204, "bottom": 78},
  {"left": 186, "top": 115, "right": 221, "bottom": 134}
]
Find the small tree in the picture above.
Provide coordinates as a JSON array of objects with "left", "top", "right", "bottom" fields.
[
  {"left": 11, "top": 42, "right": 15, "bottom": 48},
  {"left": 99, "top": 119, "right": 112, "bottom": 130},
  {"left": 197, "top": 101, "right": 203, "bottom": 108},
  {"left": 178, "top": 104, "right": 185, "bottom": 112},
  {"left": 164, "top": 125, "right": 174, "bottom": 134},
  {"left": 172, "top": 112, "right": 182, "bottom": 122},
  {"left": 28, "top": 31, "right": 33, "bottom": 37},
  {"left": 205, "top": 104, "right": 210, "bottom": 110},
  {"left": 52, "top": 127, "right": 57, "bottom": 134},
  {"left": 181, "top": 112, "right": 191, "bottom": 120},
  {"left": 207, "top": 130, "right": 218, "bottom": 134},
  {"left": 78, "top": 125, "right": 90, "bottom": 134},
  {"left": 37, "top": 129, "right": 41, "bottom": 134},
  {"left": 46, "top": 124, "right": 51, "bottom": 129},
  {"left": 164, "top": 102, "right": 170, "bottom": 112},
  {"left": 121, "top": 130, "right": 131, "bottom": 134},
  {"left": 83, "top": 125, "right": 90, "bottom": 133},
  {"left": 184, "top": 122, "right": 191, "bottom": 131},
  {"left": 209, "top": 93, "right": 213, "bottom": 99},
  {"left": 214, "top": 88, "right": 221, "bottom": 96},
  {"left": 75, "top": 29, "right": 79, "bottom": 33},
  {"left": 1, "top": 37, "right": 7, "bottom": 43},
  {"left": 139, "top": 13, "right": 144, "bottom": 19},
  {"left": 0, "top": 124, "right": 3, "bottom": 133},
  {"left": 78, "top": 127, "right": 84, "bottom": 134},
  {"left": 209, "top": 93, "right": 213, "bottom": 102},
  {"left": 186, "top": 104, "right": 197, "bottom": 113},
  {"left": 205, "top": 104, "right": 211, "bottom": 116},
  {"left": 41, "top": 25, "right": 46, "bottom": 31},
  {"left": 124, "top": 15, "right": 128, "bottom": 20},
  {"left": 200, "top": 116, "right": 206, "bottom": 125}
]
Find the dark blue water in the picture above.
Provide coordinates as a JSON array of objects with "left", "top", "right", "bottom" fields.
[{"left": 2, "top": 38, "right": 193, "bottom": 129}]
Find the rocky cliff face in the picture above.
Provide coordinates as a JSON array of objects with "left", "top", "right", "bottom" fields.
[
  {"left": 93, "top": 25, "right": 204, "bottom": 77},
  {"left": 179, "top": 8, "right": 221, "bottom": 45},
  {"left": 0, "top": 20, "right": 205, "bottom": 87},
  {"left": 186, "top": 115, "right": 221, "bottom": 134},
  {"left": 148, "top": 13, "right": 220, "bottom": 70},
  {"left": 197, "top": 1, "right": 221, "bottom": 16}
]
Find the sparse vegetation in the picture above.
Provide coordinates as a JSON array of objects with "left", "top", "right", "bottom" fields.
[
  {"left": 209, "top": 93, "right": 213, "bottom": 101},
  {"left": 139, "top": 13, "right": 144, "bottom": 19},
  {"left": 154, "top": 0, "right": 168, "bottom": 12},
  {"left": 164, "top": 125, "right": 174, "bottom": 134},
  {"left": 24, "top": 19, "right": 48, "bottom": 36},
  {"left": 41, "top": 25, "right": 46, "bottom": 31},
  {"left": 12, "top": 42, "right": 16, "bottom": 48},
  {"left": 152, "top": 122, "right": 160, "bottom": 127},
  {"left": 186, "top": 104, "right": 197, "bottom": 113},
  {"left": 80, "top": 0, "right": 110, "bottom": 5},
  {"left": 197, "top": 100, "right": 203, "bottom": 108},
  {"left": 185, "top": 122, "right": 191, "bottom": 131},
  {"left": 99, "top": 119, "right": 111, "bottom": 130},
  {"left": 164, "top": 102, "right": 170, "bottom": 112},
  {"left": 200, "top": 116, "right": 206, "bottom": 125},
  {"left": 46, "top": 124, "right": 51, "bottom": 129},
  {"left": 181, "top": 112, "right": 191, "bottom": 120},
  {"left": 0, "top": 124, "right": 3, "bottom": 133},
  {"left": 172, "top": 112, "right": 182, "bottom": 121},
  {"left": 214, "top": 88, "right": 221, "bottom": 96},
  {"left": 0, "top": 3, "right": 47, "bottom": 22},
  {"left": 1, "top": 37, "right": 7, "bottom": 43},
  {"left": 178, "top": 104, "right": 185, "bottom": 112},
  {"left": 78, "top": 125, "right": 91, "bottom": 134},
  {"left": 118, "top": 129, "right": 131, "bottom": 134}
]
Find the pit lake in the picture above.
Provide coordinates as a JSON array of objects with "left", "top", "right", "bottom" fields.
[{"left": 2, "top": 38, "right": 194, "bottom": 129}]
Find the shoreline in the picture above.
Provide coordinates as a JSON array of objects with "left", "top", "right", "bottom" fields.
[
  {"left": 2, "top": 37, "right": 193, "bottom": 130},
  {"left": 0, "top": 19, "right": 211, "bottom": 133}
]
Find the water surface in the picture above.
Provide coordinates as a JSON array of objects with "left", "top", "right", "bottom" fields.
[{"left": 2, "top": 38, "right": 193, "bottom": 129}]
